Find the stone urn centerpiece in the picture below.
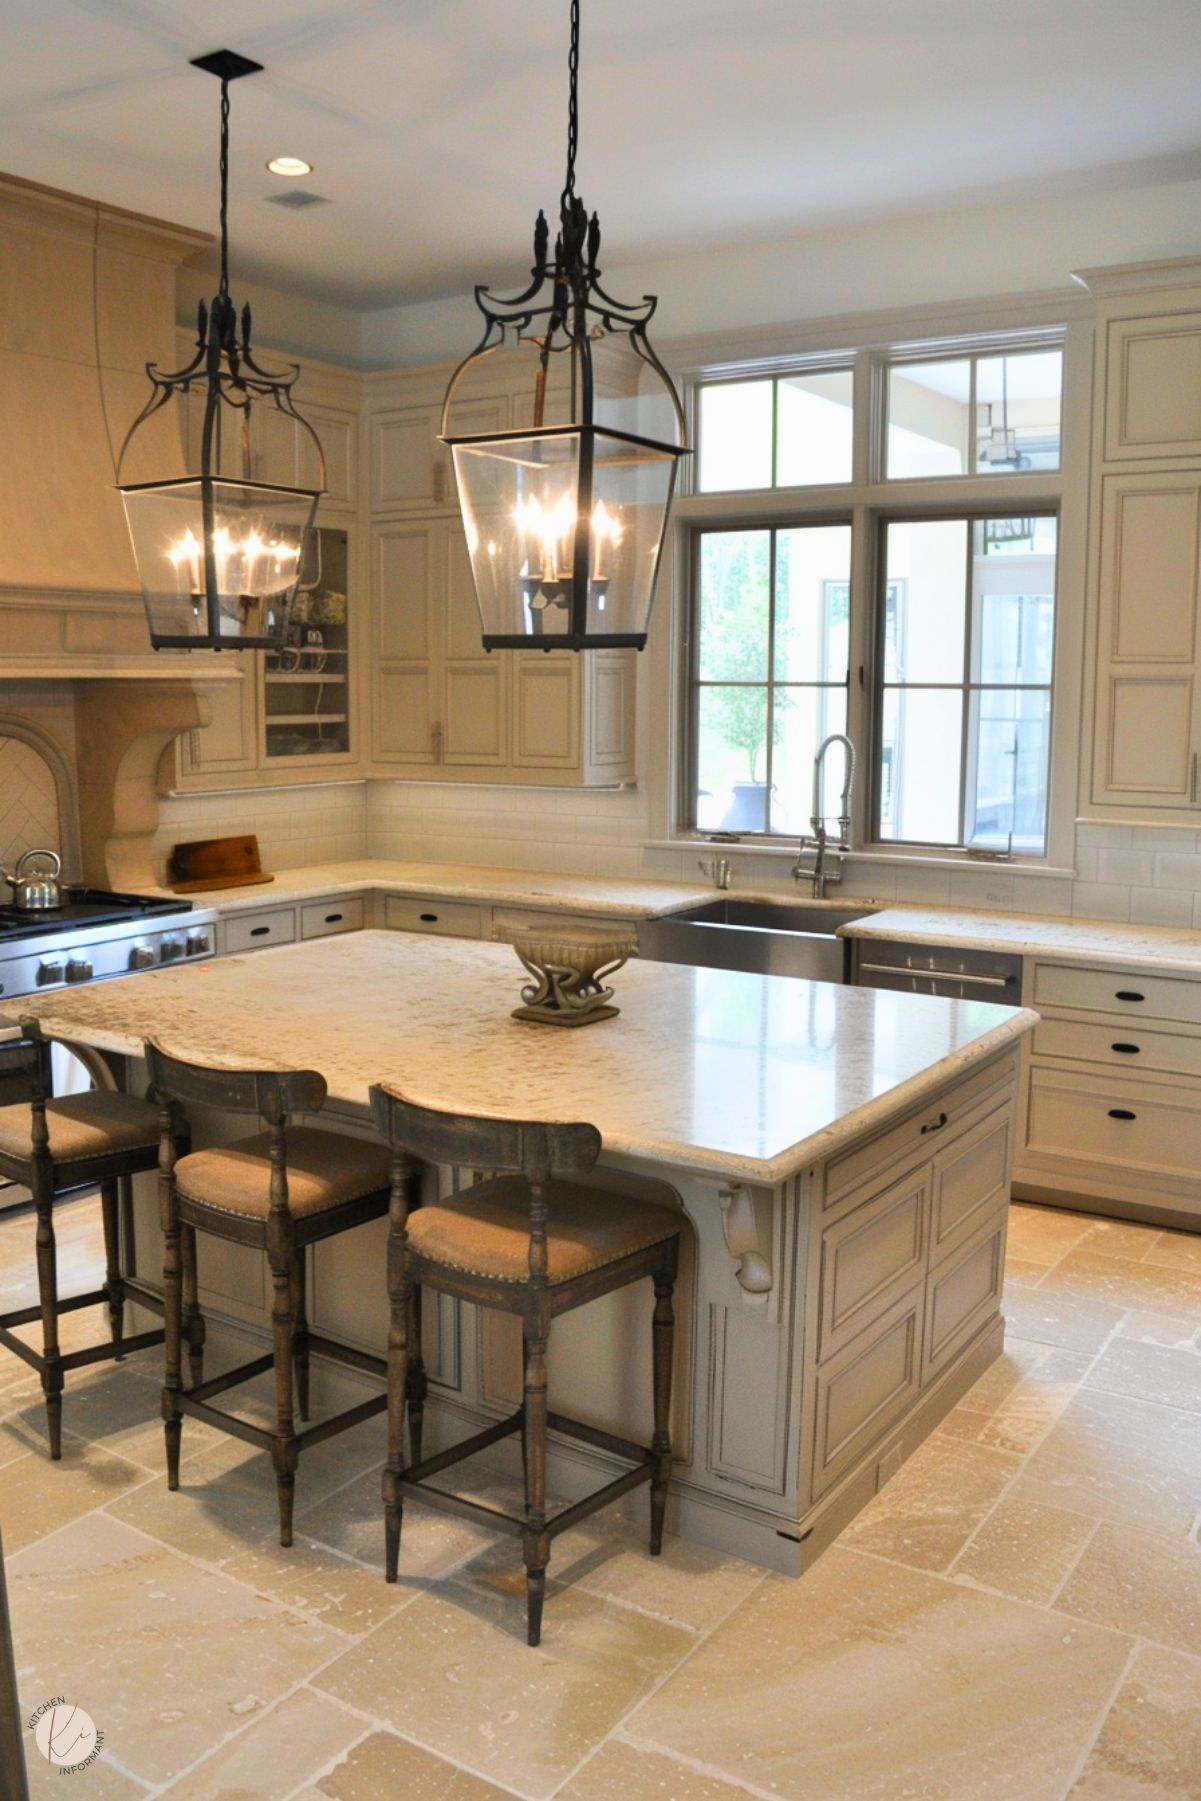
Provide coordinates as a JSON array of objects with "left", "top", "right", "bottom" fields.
[{"left": 508, "top": 922, "right": 638, "bottom": 1026}]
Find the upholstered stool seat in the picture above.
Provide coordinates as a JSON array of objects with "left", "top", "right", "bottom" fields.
[
  {"left": 0, "top": 1090, "right": 160, "bottom": 1165},
  {"left": 175, "top": 1128, "right": 392, "bottom": 1220},
  {"left": 0, "top": 1023, "right": 179, "bottom": 1460},
  {"left": 408, "top": 1178, "right": 680, "bottom": 1286}
]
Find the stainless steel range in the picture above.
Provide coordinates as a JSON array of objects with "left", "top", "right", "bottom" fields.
[{"left": 0, "top": 889, "right": 218, "bottom": 1003}]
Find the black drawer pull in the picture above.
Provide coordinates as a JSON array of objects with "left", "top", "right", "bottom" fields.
[
  {"left": 1111, "top": 1042, "right": 1140, "bottom": 1054},
  {"left": 324, "top": 913, "right": 343, "bottom": 924},
  {"left": 1107, "top": 1108, "right": 1136, "bottom": 1121},
  {"left": 420, "top": 913, "right": 438, "bottom": 922},
  {"left": 920, "top": 1111, "right": 949, "bottom": 1135},
  {"left": 250, "top": 925, "right": 270, "bottom": 937},
  {"left": 1114, "top": 990, "right": 1145, "bottom": 1002}
]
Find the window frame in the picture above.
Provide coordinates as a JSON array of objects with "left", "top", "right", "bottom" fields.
[{"left": 671, "top": 318, "right": 1085, "bottom": 873}]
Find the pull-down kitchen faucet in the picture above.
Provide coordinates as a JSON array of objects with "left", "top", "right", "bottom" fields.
[{"left": 792, "top": 733, "right": 856, "bottom": 898}]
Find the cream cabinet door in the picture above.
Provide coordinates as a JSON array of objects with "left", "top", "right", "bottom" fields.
[
  {"left": 1091, "top": 472, "right": 1201, "bottom": 808},
  {"left": 175, "top": 665, "right": 259, "bottom": 784},
  {"left": 371, "top": 396, "right": 508, "bottom": 511},
  {"left": 371, "top": 520, "right": 440, "bottom": 764},
  {"left": 512, "top": 653, "right": 579, "bottom": 769},
  {"left": 442, "top": 525, "right": 507, "bottom": 765},
  {"left": 1104, "top": 312, "right": 1201, "bottom": 461},
  {"left": 301, "top": 404, "right": 356, "bottom": 507}
]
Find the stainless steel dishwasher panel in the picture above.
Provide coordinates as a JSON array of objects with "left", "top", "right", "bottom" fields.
[{"left": 851, "top": 937, "right": 1022, "bottom": 1003}]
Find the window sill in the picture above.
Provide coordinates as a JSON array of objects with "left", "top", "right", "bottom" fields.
[{"left": 647, "top": 838, "right": 1075, "bottom": 880}]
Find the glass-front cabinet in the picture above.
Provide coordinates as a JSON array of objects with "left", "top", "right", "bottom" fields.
[{"left": 263, "top": 525, "right": 352, "bottom": 764}]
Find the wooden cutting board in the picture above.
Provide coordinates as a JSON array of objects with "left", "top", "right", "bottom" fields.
[{"left": 167, "top": 834, "right": 275, "bottom": 893}]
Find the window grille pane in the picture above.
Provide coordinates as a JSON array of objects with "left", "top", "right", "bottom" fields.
[
  {"left": 697, "top": 531, "right": 771, "bottom": 682},
  {"left": 878, "top": 687, "right": 964, "bottom": 844},
  {"left": 769, "top": 686, "right": 848, "bottom": 835},
  {"left": 773, "top": 526, "right": 852, "bottom": 681},
  {"left": 696, "top": 686, "right": 769, "bottom": 832},
  {"left": 886, "top": 360, "right": 971, "bottom": 477},
  {"left": 698, "top": 381, "right": 773, "bottom": 491},
  {"left": 965, "top": 687, "right": 1051, "bottom": 851},
  {"left": 884, "top": 519, "right": 967, "bottom": 682},
  {"left": 974, "top": 352, "right": 1062, "bottom": 473},
  {"left": 775, "top": 370, "right": 854, "bottom": 486},
  {"left": 971, "top": 517, "right": 1057, "bottom": 686}
]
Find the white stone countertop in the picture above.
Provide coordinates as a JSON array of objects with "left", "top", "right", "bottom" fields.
[
  {"left": 840, "top": 907, "right": 1201, "bottom": 975},
  {"left": 14, "top": 931, "right": 1035, "bottom": 1185},
  {"left": 145, "top": 860, "right": 717, "bottom": 921}
]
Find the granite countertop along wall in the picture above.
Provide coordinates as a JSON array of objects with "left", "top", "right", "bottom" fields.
[
  {"left": 15, "top": 931, "right": 1034, "bottom": 1185},
  {"left": 841, "top": 906, "right": 1201, "bottom": 976}
]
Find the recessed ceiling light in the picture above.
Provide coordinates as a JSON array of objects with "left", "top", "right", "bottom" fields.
[{"left": 267, "top": 155, "right": 312, "bottom": 177}]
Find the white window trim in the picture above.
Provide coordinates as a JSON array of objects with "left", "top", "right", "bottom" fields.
[{"left": 647, "top": 303, "right": 1092, "bottom": 877}]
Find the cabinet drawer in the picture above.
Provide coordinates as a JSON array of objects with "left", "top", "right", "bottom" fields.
[
  {"left": 1031, "top": 961, "right": 1201, "bottom": 1028},
  {"left": 818, "top": 1170, "right": 928, "bottom": 1362},
  {"left": 825, "top": 1056, "right": 1012, "bottom": 1209},
  {"left": 383, "top": 895, "right": 483, "bottom": 939},
  {"left": 812, "top": 1286, "right": 923, "bottom": 1501},
  {"left": 222, "top": 908, "right": 296, "bottom": 954},
  {"left": 1033, "top": 1015, "right": 1201, "bottom": 1081},
  {"left": 931, "top": 1105, "right": 1010, "bottom": 1259},
  {"left": 923, "top": 1217, "right": 1005, "bottom": 1384},
  {"left": 1026, "top": 1063, "right": 1201, "bottom": 1183},
  {"left": 300, "top": 897, "right": 364, "bottom": 940}
]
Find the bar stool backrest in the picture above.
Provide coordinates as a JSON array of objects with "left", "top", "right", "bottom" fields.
[
  {"left": 144, "top": 1041, "right": 326, "bottom": 1126},
  {"left": 370, "top": 1084, "right": 600, "bottom": 1187},
  {"left": 0, "top": 1032, "right": 45, "bottom": 1110}
]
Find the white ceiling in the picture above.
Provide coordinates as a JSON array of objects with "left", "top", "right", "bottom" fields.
[{"left": 4, "top": 0, "right": 1201, "bottom": 311}]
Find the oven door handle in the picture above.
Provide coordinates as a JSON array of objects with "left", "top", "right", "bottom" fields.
[{"left": 857, "top": 962, "right": 1015, "bottom": 989}]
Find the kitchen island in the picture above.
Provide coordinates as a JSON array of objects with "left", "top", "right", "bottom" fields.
[{"left": 16, "top": 930, "right": 1036, "bottom": 1572}]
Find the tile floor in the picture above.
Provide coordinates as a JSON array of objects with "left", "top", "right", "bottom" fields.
[{"left": 2, "top": 1195, "right": 1201, "bottom": 1798}]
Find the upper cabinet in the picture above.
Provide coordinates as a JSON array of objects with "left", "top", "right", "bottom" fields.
[
  {"left": 370, "top": 395, "right": 508, "bottom": 511},
  {"left": 1081, "top": 265, "right": 1201, "bottom": 817}
]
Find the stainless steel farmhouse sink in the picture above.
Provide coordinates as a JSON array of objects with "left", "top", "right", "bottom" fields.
[{"left": 638, "top": 900, "right": 878, "bottom": 983}]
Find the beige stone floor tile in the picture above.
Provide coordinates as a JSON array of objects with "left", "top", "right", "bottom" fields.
[
  {"left": 950, "top": 1494, "right": 1098, "bottom": 1606},
  {"left": 1051, "top": 1387, "right": 1201, "bottom": 1476},
  {"left": 1002, "top": 1255, "right": 1047, "bottom": 1286},
  {"left": 1038, "top": 1248, "right": 1201, "bottom": 1315},
  {"left": 1142, "top": 1228, "right": 1201, "bottom": 1274},
  {"left": 837, "top": 1433, "right": 1020, "bottom": 1573},
  {"left": 1069, "top": 1642, "right": 1201, "bottom": 1799},
  {"left": 1004, "top": 1204, "right": 1094, "bottom": 1267},
  {"left": 560, "top": 1740, "right": 758, "bottom": 1799},
  {"left": 25, "top": 1750, "right": 150, "bottom": 1799},
  {"left": 1001, "top": 1286, "right": 1126, "bottom": 1354},
  {"left": 627, "top": 1545, "right": 1133, "bottom": 1801},
  {"left": 159, "top": 1687, "right": 365, "bottom": 1798},
  {"left": 542, "top": 1512, "right": 765, "bottom": 1635},
  {"left": 1077, "top": 1218, "right": 1159, "bottom": 1261},
  {"left": 1116, "top": 1310, "right": 1201, "bottom": 1349},
  {"left": 953, "top": 1347, "right": 1092, "bottom": 1457},
  {"left": 1010, "top": 1392, "right": 1201, "bottom": 1536},
  {"left": 302, "top": 1729, "right": 519, "bottom": 1799},
  {"left": 0, "top": 1434, "right": 152, "bottom": 1552},
  {"left": 106, "top": 1415, "right": 386, "bottom": 1567},
  {"left": 296, "top": 1461, "right": 496, "bottom": 1576},
  {"left": 8, "top": 1513, "right": 346, "bottom": 1787},
  {"left": 1084, "top": 1336, "right": 1201, "bottom": 1415},
  {"left": 5, "top": 1361, "right": 224, "bottom": 1473},
  {"left": 314, "top": 1559, "right": 693, "bottom": 1801},
  {"left": 1056, "top": 1521, "right": 1201, "bottom": 1659}
]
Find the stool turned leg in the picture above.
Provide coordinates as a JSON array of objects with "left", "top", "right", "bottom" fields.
[
  {"left": 650, "top": 1247, "right": 678, "bottom": 1558},
  {"left": 405, "top": 1283, "right": 426, "bottom": 1466},
  {"left": 182, "top": 1225, "right": 204, "bottom": 1391},
  {"left": 291, "top": 1253, "right": 310, "bottom": 1423},
  {"left": 269, "top": 1247, "right": 299, "bottom": 1547},
  {"left": 99, "top": 1179, "right": 125, "bottom": 1360},
  {"left": 383, "top": 1155, "right": 413, "bottom": 1583},
  {"left": 33, "top": 1167, "right": 63, "bottom": 1460},
  {"left": 161, "top": 1191, "right": 184, "bottom": 1491},
  {"left": 522, "top": 1328, "right": 550, "bottom": 1647}
]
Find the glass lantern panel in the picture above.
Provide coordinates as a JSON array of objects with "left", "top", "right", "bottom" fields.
[
  {"left": 584, "top": 432, "right": 679, "bottom": 639},
  {"left": 453, "top": 433, "right": 584, "bottom": 642},
  {"left": 121, "top": 477, "right": 317, "bottom": 646}
]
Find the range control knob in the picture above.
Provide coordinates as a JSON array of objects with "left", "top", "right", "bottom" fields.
[
  {"left": 159, "top": 937, "right": 183, "bottom": 962},
  {"left": 65, "top": 957, "right": 93, "bottom": 984},
  {"left": 185, "top": 931, "right": 210, "bottom": 958},
  {"left": 128, "top": 945, "right": 157, "bottom": 971},
  {"left": 35, "top": 960, "right": 63, "bottom": 986}
]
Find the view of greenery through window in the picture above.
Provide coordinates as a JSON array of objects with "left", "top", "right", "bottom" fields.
[{"left": 688, "top": 341, "right": 1062, "bottom": 853}]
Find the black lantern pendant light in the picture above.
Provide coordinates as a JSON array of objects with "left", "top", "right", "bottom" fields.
[
  {"left": 441, "top": 0, "right": 688, "bottom": 653},
  {"left": 118, "top": 50, "right": 325, "bottom": 651}
]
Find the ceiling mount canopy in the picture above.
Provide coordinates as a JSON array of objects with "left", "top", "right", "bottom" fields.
[
  {"left": 441, "top": 0, "right": 689, "bottom": 654},
  {"left": 117, "top": 49, "right": 325, "bottom": 653}
]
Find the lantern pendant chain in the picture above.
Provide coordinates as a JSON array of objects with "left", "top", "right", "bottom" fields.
[
  {"left": 217, "top": 77, "right": 232, "bottom": 303},
  {"left": 560, "top": 0, "right": 580, "bottom": 216}
]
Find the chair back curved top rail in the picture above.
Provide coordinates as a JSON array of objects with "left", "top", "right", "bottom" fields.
[
  {"left": 144, "top": 1041, "right": 326, "bottom": 1124},
  {"left": 369, "top": 1084, "right": 601, "bottom": 1186}
]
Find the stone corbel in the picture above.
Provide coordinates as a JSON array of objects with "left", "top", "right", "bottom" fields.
[
  {"left": 718, "top": 1183, "right": 773, "bottom": 1297},
  {"left": 73, "top": 680, "right": 212, "bottom": 889}
]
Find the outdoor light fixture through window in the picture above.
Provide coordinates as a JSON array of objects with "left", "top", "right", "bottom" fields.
[
  {"left": 117, "top": 50, "right": 325, "bottom": 651},
  {"left": 440, "top": 0, "right": 688, "bottom": 652}
]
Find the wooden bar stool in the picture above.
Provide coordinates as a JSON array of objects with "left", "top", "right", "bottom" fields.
[
  {"left": 370, "top": 1084, "right": 682, "bottom": 1647},
  {"left": 0, "top": 1019, "right": 175, "bottom": 1459},
  {"left": 146, "top": 1042, "right": 415, "bottom": 1546}
]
